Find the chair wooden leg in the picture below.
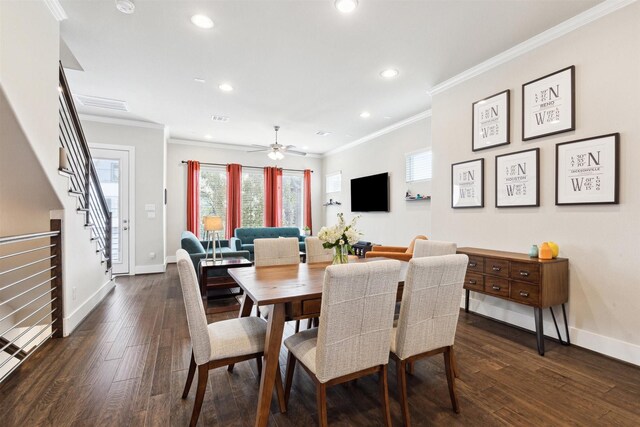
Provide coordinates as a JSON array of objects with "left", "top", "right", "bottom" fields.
[
  {"left": 182, "top": 351, "right": 196, "bottom": 398},
  {"left": 256, "top": 356, "right": 262, "bottom": 378},
  {"left": 275, "top": 363, "right": 287, "bottom": 413},
  {"left": 379, "top": 365, "right": 392, "bottom": 427},
  {"left": 313, "top": 317, "right": 319, "bottom": 327},
  {"left": 451, "top": 346, "right": 460, "bottom": 378},
  {"left": 316, "top": 382, "right": 328, "bottom": 427},
  {"left": 407, "top": 360, "right": 415, "bottom": 375},
  {"left": 190, "top": 364, "right": 209, "bottom": 427},
  {"left": 444, "top": 346, "right": 460, "bottom": 413},
  {"left": 227, "top": 364, "right": 234, "bottom": 372},
  {"left": 396, "top": 359, "right": 411, "bottom": 426},
  {"left": 295, "top": 320, "right": 300, "bottom": 333},
  {"left": 306, "top": 318, "right": 313, "bottom": 329},
  {"left": 284, "top": 352, "right": 296, "bottom": 408}
]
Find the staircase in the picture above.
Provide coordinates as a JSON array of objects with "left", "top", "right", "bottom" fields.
[{"left": 57, "top": 63, "right": 112, "bottom": 272}]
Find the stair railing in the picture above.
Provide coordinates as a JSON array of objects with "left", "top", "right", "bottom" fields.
[{"left": 58, "top": 63, "right": 112, "bottom": 272}]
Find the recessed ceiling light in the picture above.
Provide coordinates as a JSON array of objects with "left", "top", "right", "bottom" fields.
[
  {"left": 218, "top": 83, "right": 233, "bottom": 92},
  {"left": 380, "top": 69, "right": 399, "bottom": 79},
  {"left": 383, "top": 116, "right": 392, "bottom": 119},
  {"left": 116, "top": 0, "right": 135, "bottom": 14},
  {"left": 194, "top": 78, "right": 205, "bottom": 83},
  {"left": 302, "top": 146, "right": 309, "bottom": 149},
  {"left": 211, "top": 115, "right": 230, "bottom": 122},
  {"left": 316, "top": 131, "right": 331, "bottom": 136},
  {"left": 360, "top": 111, "right": 370, "bottom": 118},
  {"left": 335, "top": 0, "right": 358, "bottom": 13},
  {"left": 191, "top": 14, "right": 214, "bottom": 29},
  {"left": 204, "top": 134, "right": 212, "bottom": 139}
]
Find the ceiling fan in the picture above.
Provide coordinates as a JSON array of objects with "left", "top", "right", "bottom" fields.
[{"left": 247, "top": 126, "right": 307, "bottom": 160}]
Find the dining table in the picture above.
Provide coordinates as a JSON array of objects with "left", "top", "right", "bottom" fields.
[{"left": 228, "top": 258, "right": 408, "bottom": 427}]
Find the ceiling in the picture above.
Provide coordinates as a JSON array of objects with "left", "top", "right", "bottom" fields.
[{"left": 60, "top": 0, "right": 601, "bottom": 154}]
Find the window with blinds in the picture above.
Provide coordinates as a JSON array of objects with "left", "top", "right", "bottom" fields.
[
  {"left": 241, "top": 169, "right": 265, "bottom": 227},
  {"left": 326, "top": 172, "right": 341, "bottom": 193},
  {"left": 405, "top": 150, "right": 432, "bottom": 182},
  {"left": 200, "top": 166, "right": 228, "bottom": 237}
]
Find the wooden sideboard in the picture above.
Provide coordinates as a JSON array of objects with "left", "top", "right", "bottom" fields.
[{"left": 457, "top": 247, "right": 569, "bottom": 355}]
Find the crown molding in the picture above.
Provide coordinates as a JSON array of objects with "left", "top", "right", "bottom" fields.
[
  {"left": 324, "top": 110, "right": 432, "bottom": 157},
  {"left": 44, "top": 0, "right": 67, "bottom": 21},
  {"left": 79, "top": 114, "right": 166, "bottom": 130},
  {"left": 429, "top": 0, "right": 637, "bottom": 96},
  {"left": 169, "top": 138, "right": 323, "bottom": 158}
]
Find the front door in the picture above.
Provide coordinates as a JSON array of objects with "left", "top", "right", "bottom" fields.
[{"left": 91, "top": 148, "right": 130, "bottom": 275}]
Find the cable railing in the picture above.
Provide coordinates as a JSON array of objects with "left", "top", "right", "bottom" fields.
[
  {"left": 0, "top": 221, "right": 63, "bottom": 383},
  {"left": 58, "top": 63, "right": 112, "bottom": 271}
]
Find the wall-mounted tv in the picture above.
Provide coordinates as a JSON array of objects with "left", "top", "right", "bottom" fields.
[{"left": 351, "top": 172, "right": 389, "bottom": 212}]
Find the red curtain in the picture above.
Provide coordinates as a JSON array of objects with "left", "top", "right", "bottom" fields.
[
  {"left": 304, "top": 169, "right": 312, "bottom": 234},
  {"left": 186, "top": 160, "right": 200, "bottom": 237},
  {"left": 226, "top": 164, "right": 242, "bottom": 239},
  {"left": 264, "top": 167, "right": 282, "bottom": 227}
]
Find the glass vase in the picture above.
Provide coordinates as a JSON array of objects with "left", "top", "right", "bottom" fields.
[{"left": 333, "top": 245, "right": 349, "bottom": 264}]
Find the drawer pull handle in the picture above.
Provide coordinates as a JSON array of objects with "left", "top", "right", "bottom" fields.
[
  {"left": 469, "top": 262, "right": 477, "bottom": 267},
  {"left": 519, "top": 291, "right": 529, "bottom": 298},
  {"left": 492, "top": 266, "right": 501, "bottom": 272},
  {"left": 520, "top": 271, "right": 530, "bottom": 277},
  {"left": 469, "top": 280, "right": 476, "bottom": 285},
  {"left": 492, "top": 285, "right": 501, "bottom": 291}
]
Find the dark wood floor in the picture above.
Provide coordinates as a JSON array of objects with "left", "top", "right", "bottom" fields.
[{"left": 1, "top": 265, "right": 639, "bottom": 426}]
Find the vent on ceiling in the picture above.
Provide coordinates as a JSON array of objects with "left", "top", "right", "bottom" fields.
[
  {"left": 211, "top": 115, "right": 230, "bottom": 122},
  {"left": 74, "top": 94, "right": 129, "bottom": 111},
  {"left": 316, "top": 131, "right": 331, "bottom": 136}
]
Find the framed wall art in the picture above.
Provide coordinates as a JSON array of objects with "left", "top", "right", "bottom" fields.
[
  {"left": 495, "top": 148, "right": 540, "bottom": 208},
  {"left": 451, "top": 159, "right": 484, "bottom": 208},
  {"left": 556, "top": 133, "right": 619, "bottom": 205},
  {"left": 472, "top": 89, "right": 510, "bottom": 151},
  {"left": 522, "top": 66, "right": 575, "bottom": 141}
]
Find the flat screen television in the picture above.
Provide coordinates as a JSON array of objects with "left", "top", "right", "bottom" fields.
[{"left": 350, "top": 172, "right": 389, "bottom": 212}]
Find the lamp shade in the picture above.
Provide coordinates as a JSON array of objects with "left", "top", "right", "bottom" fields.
[{"left": 203, "top": 215, "right": 223, "bottom": 231}]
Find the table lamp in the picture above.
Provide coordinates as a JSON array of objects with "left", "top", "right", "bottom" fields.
[{"left": 203, "top": 216, "right": 224, "bottom": 262}]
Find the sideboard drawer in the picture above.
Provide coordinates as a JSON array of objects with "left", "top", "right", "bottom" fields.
[
  {"left": 510, "top": 261, "right": 540, "bottom": 283},
  {"left": 484, "top": 258, "right": 509, "bottom": 278},
  {"left": 510, "top": 281, "right": 540, "bottom": 306},
  {"left": 464, "top": 272, "right": 484, "bottom": 291},
  {"left": 484, "top": 277, "right": 509, "bottom": 298},
  {"left": 466, "top": 256, "right": 484, "bottom": 273}
]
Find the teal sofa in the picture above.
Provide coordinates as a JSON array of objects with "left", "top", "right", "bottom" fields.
[
  {"left": 230, "top": 227, "right": 305, "bottom": 260},
  {"left": 180, "top": 231, "right": 251, "bottom": 272}
]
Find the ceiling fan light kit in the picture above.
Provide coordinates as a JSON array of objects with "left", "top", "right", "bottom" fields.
[
  {"left": 247, "top": 125, "right": 308, "bottom": 160},
  {"left": 115, "top": 0, "right": 135, "bottom": 14}
]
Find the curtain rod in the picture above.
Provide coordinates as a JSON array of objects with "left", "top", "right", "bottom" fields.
[{"left": 181, "top": 160, "right": 313, "bottom": 173}]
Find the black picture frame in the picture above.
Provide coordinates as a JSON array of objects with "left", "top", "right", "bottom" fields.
[
  {"left": 495, "top": 148, "right": 540, "bottom": 208},
  {"left": 472, "top": 89, "right": 510, "bottom": 152},
  {"left": 451, "top": 159, "right": 484, "bottom": 209},
  {"left": 555, "top": 133, "right": 620, "bottom": 205},
  {"left": 522, "top": 65, "right": 575, "bottom": 141}
]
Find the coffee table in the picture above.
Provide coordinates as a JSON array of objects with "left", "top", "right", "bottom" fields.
[{"left": 198, "top": 257, "right": 253, "bottom": 313}]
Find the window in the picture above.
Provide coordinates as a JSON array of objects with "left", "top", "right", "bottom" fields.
[
  {"left": 326, "top": 172, "right": 341, "bottom": 193},
  {"left": 241, "top": 169, "right": 264, "bottom": 228},
  {"left": 405, "top": 150, "right": 432, "bottom": 182},
  {"left": 200, "top": 166, "right": 227, "bottom": 237},
  {"left": 282, "top": 172, "right": 304, "bottom": 229}
]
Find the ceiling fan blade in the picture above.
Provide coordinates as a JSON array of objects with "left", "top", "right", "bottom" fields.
[
  {"left": 285, "top": 150, "right": 308, "bottom": 157},
  {"left": 251, "top": 144, "right": 270, "bottom": 148},
  {"left": 284, "top": 144, "right": 297, "bottom": 149},
  {"left": 246, "top": 148, "right": 269, "bottom": 153}
]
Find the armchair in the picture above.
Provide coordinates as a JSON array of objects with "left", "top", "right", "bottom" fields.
[
  {"left": 180, "top": 231, "right": 250, "bottom": 272},
  {"left": 364, "top": 235, "right": 428, "bottom": 262}
]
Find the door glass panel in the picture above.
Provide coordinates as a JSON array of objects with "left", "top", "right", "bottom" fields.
[{"left": 93, "top": 158, "right": 120, "bottom": 263}]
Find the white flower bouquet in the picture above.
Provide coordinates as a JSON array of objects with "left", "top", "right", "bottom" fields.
[{"left": 317, "top": 213, "right": 361, "bottom": 264}]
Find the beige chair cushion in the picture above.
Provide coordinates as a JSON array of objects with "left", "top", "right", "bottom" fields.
[
  {"left": 254, "top": 237, "right": 301, "bottom": 267},
  {"left": 393, "top": 254, "right": 468, "bottom": 360},
  {"left": 285, "top": 260, "right": 401, "bottom": 383},
  {"left": 208, "top": 316, "right": 267, "bottom": 360},
  {"left": 405, "top": 235, "right": 428, "bottom": 254},
  {"left": 413, "top": 239, "right": 457, "bottom": 258},
  {"left": 305, "top": 236, "right": 333, "bottom": 264}
]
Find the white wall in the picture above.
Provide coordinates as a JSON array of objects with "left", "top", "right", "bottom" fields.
[
  {"left": 431, "top": 3, "right": 640, "bottom": 365},
  {"left": 81, "top": 118, "right": 167, "bottom": 274},
  {"left": 166, "top": 139, "right": 323, "bottom": 260},
  {"left": 321, "top": 118, "right": 431, "bottom": 246}
]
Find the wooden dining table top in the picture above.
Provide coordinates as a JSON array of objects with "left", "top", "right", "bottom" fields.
[{"left": 228, "top": 258, "right": 408, "bottom": 306}]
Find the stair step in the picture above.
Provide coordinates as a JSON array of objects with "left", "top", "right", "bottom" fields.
[
  {"left": 85, "top": 223, "right": 95, "bottom": 228},
  {"left": 90, "top": 236, "right": 99, "bottom": 241},
  {"left": 58, "top": 167, "right": 74, "bottom": 176},
  {"left": 77, "top": 208, "right": 89, "bottom": 212},
  {"left": 68, "top": 190, "right": 84, "bottom": 197}
]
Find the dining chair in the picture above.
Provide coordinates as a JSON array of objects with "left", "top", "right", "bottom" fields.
[
  {"left": 283, "top": 260, "right": 401, "bottom": 427},
  {"left": 412, "top": 239, "right": 457, "bottom": 258},
  {"left": 390, "top": 254, "right": 468, "bottom": 426},
  {"left": 305, "top": 236, "right": 333, "bottom": 264},
  {"left": 175, "top": 249, "right": 285, "bottom": 426}
]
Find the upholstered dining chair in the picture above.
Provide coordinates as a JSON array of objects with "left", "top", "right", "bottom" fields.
[
  {"left": 365, "top": 235, "right": 428, "bottom": 261},
  {"left": 412, "top": 239, "right": 457, "bottom": 258},
  {"left": 305, "top": 236, "right": 333, "bottom": 264},
  {"left": 390, "top": 254, "right": 468, "bottom": 426},
  {"left": 283, "top": 260, "right": 401, "bottom": 427},
  {"left": 175, "top": 249, "right": 284, "bottom": 426}
]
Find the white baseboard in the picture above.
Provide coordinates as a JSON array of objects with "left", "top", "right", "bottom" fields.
[
  {"left": 135, "top": 263, "right": 166, "bottom": 275},
  {"left": 165, "top": 255, "right": 176, "bottom": 264},
  {"left": 64, "top": 277, "right": 115, "bottom": 336},
  {"left": 461, "top": 295, "right": 640, "bottom": 366}
]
